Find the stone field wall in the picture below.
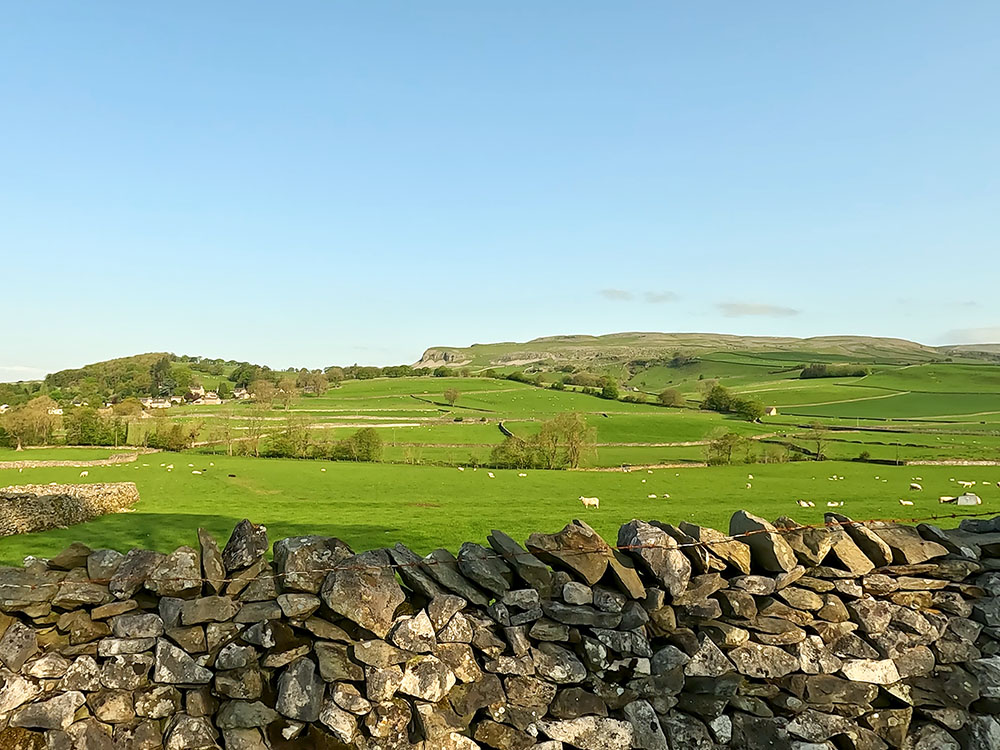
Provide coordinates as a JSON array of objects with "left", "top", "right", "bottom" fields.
[
  {"left": 0, "top": 484, "right": 140, "bottom": 537},
  {"left": 0, "top": 509, "right": 998, "bottom": 749}
]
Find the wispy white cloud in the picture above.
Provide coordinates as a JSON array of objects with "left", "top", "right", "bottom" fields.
[
  {"left": 600, "top": 289, "right": 678, "bottom": 303},
  {"left": 644, "top": 291, "right": 679, "bottom": 304},
  {"left": 941, "top": 325, "right": 1000, "bottom": 344},
  {"left": 717, "top": 302, "right": 799, "bottom": 318},
  {"left": 599, "top": 289, "right": 635, "bottom": 301}
]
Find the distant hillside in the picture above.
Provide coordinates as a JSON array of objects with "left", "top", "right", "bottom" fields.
[{"left": 415, "top": 332, "right": 998, "bottom": 369}]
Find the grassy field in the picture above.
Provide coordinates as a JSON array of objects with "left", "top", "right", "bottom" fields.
[
  {"left": 4, "top": 356, "right": 1000, "bottom": 565},
  {"left": 1, "top": 455, "right": 996, "bottom": 566}
]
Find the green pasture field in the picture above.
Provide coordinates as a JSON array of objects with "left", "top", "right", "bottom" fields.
[
  {"left": 731, "top": 381, "right": 896, "bottom": 407},
  {"left": 855, "top": 364, "right": 1000, "bottom": 393},
  {"left": 785, "top": 392, "right": 1000, "bottom": 420},
  {"left": 1, "top": 456, "right": 996, "bottom": 567}
]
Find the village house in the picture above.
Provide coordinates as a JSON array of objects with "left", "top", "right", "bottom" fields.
[
  {"left": 765, "top": 406, "right": 779, "bottom": 416},
  {"left": 169, "top": 395, "right": 184, "bottom": 404},
  {"left": 233, "top": 387, "right": 251, "bottom": 400},
  {"left": 139, "top": 397, "right": 171, "bottom": 409},
  {"left": 193, "top": 391, "right": 223, "bottom": 406},
  {"left": 189, "top": 384, "right": 206, "bottom": 398}
]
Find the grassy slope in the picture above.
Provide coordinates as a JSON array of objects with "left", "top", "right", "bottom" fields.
[{"left": 1, "top": 455, "right": 996, "bottom": 566}]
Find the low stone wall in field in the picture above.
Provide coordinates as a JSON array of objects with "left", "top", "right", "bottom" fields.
[
  {"left": 0, "top": 510, "right": 999, "bottom": 749},
  {"left": 0, "top": 450, "right": 154, "bottom": 471},
  {"left": 0, "top": 483, "right": 140, "bottom": 537}
]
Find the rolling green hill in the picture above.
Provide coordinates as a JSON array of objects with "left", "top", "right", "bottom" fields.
[{"left": 416, "top": 331, "right": 997, "bottom": 370}]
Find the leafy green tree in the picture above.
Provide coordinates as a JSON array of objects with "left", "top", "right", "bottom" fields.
[
  {"left": 600, "top": 377, "right": 619, "bottom": 400},
  {"left": 216, "top": 381, "right": 232, "bottom": 399},
  {"left": 701, "top": 384, "right": 733, "bottom": 413},
  {"left": 250, "top": 380, "right": 277, "bottom": 407},
  {"left": 444, "top": 389, "right": 460, "bottom": 406},
  {"left": 705, "top": 431, "right": 750, "bottom": 465},
  {"left": 433, "top": 366, "right": 449, "bottom": 378},
  {"left": 658, "top": 388, "right": 684, "bottom": 407},
  {"left": 149, "top": 356, "right": 175, "bottom": 396},
  {"left": 276, "top": 377, "right": 298, "bottom": 409},
  {"left": 731, "top": 397, "right": 765, "bottom": 422},
  {"left": 4, "top": 396, "right": 60, "bottom": 449}
]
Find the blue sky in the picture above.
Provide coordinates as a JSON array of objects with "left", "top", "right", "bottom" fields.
[{"left": 2, "top": 3, "right": 998, "bottom": 380}]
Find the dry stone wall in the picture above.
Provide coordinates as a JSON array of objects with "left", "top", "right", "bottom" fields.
[
  {"left": 0, "top": 510, "right": 999, "bottom": 749},
  {"left": 0, "top": 452, "right": 153, "bottom": 471},
  {"left": 0, "top": 484, "right": 140, "bottom": 537}
]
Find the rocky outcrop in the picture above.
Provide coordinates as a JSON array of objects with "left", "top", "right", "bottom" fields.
[
  {"left": 0, "top": 484, "right": 140, "bottom": 537},
  {"left": 0, "top": 512, "right": 998, "bottom": 748}
]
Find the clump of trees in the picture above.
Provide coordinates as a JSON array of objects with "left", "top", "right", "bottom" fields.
[
  {"left": 146, "top": 421, "right": 201, "bottom": 452},
  {"left": 490, "top": 413, "right": 595, "bottom": 469},
  {"left": 63, "top": 407, "right": 130, "bottom": 447},
  {"left": 704, "top": 431, "right": 792, "bottom": 465},
  {"left": 800, "top": 363, "right": 871, "bottom": 379},
  {"left": 700, "top": 384, "right": 765, "bottom": 422},
  {"left": 259, "top": 420, "right": 383, "bottom": 462},
  {"left": 1, "top": 396, "right": 61, "bottom": 449}
]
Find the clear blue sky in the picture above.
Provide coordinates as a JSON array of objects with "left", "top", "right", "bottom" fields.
[{"left": 3, "top": 3, "right": 998, "bottom": 380}]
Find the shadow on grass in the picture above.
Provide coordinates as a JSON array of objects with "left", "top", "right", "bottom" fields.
[{"left": 0, "top": 512, "right": 446, "bottom": 567}]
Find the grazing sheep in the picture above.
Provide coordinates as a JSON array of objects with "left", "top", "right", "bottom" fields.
[
  {"left": 899, "top": 499, "right": 914, "bottom": 506},
  {"left": 662, "top": 493, "right": 670, "bottom": 499},
  {"left": 826, "top": 501, "right": 844, "bottom": 507},
  {"left": 796, "top": 500, "right": 810, "bottom": 507},
  {"left": 579, "top": 496, "right": 600, "bottom": 509},
  {"left": 748, "top": 474, "right": 754, "bottom": 480},
  {"left": 647, "top": 494, "right": 657, "bottom": 499},
  {"left": 228, "top": 473, "right": 236, "bottom": 478},
  {"left": 745, "top": 483, "right": 752, "bottom": 489},
  {"left": 79, "top": 471, "right": 88, "bottom": 478},
  {"left": 192, "top": 470, "right": 202, "bottom": 475},
  {"left": 487, "top": 472, "right": 495, "bottom": 478},
  {"left": 939, "top": 496, "right": 957, "bottom": 503},
  {"left": 321, "top": 468, "right": 326, "bottom": 472},
  {"left": 457, "top": 467, "right": 465, "bottom": 471},
  {"left": 910, "top": 483, "right": 922, "bottom": 491},
  {"left": 807, "top": 501, "right": 815, "bottom": 507},
  {"left": 518, "top": 473, "right": 527, "bottom": 477},
  {"left": 647, "top": 470, "right": 653, "bottom": 474}
]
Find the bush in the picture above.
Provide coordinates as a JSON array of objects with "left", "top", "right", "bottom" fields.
[
  {"left": 658, "top": 388, "right": 684, "bottom": 407},
  {"left": 800, "top": 363, "right": 871, "bottom": 379}
]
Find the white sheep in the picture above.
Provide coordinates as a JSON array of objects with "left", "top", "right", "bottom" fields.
[
  {"left": 579, "top": 496, "right": 600, "bottom": 509},
  {"left": 747, "top": 474, "right": 754, "bottom": 480},
  {"left": 457, "top": 467, "right": 465, "bottom": 471},
  {"left": 796, "top": 500, "right": 810, "bottom": 507},
  {"left": 192, "top": 470, "right": 202, "bottom": 475},
  {"left": 910, "top": 483, "right": 922, "bottom": 491},
  {"left": 487, "top": 472, "right": 495, "bottom": 478},
  {"left": 647, "top": 494, "right": 657, "bottom": 499},
  {"left": 898, "top": 499, "right": 913, "bottom": 506},
  {"left": 79, "top": 471, "right": 88, "bottom": 477},
  {"left": 745, "top": 483, "right": 752, "bottom": 489},
  {"left": 518, "top": 473, "right": 527, "bottom": 477},
  {"left": 826, "top": 501, "right": 843, "bottom": 507}
]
